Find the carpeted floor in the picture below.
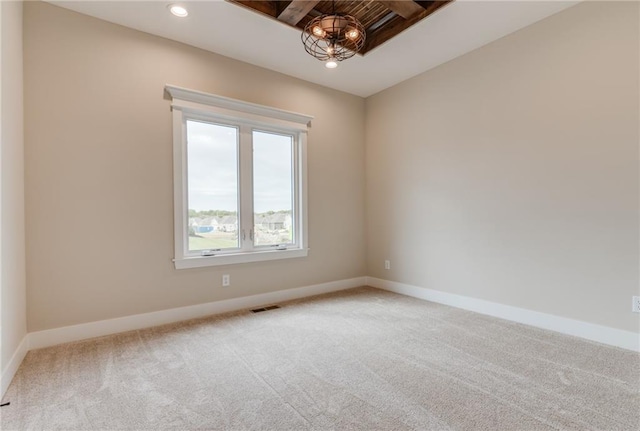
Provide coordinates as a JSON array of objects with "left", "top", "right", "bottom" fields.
[{"left": 1, "top": 287, "right": 639, "bottom": 430}]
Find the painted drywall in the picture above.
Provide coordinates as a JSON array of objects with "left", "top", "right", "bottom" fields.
[
  {"left": 366, "top": 1, "right": 640, "bottom": 333},
  {"left": 24, "top": 2, "right": 366, "bottom": 331},
  {"left": 1, "top": 0, "right": 27, "bottom": 377}
]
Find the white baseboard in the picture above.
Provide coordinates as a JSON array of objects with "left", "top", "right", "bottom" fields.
[
  {"left": 1, "top": 335, "right": 29, "bottom": 399},
  {"left": 28, "top": 277, "right": 367, "bottom": 351},
  {"left": 367, "top": 277, "right": 640, "bottom": 352},
  {"left": 6, "top": 274, "right": 636, "bottom": 399}
]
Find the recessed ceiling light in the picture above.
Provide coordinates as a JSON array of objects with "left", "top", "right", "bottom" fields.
[
  {"left": 325, "top": 60, "right": 338, "bottom": 69},
  {"left": 168, "top": 4, "right": 188, "bottom": 17}
]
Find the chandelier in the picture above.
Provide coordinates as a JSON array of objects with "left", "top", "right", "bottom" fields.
[{"left": 301, "top": 2, "right": 365, "bottom": 69}]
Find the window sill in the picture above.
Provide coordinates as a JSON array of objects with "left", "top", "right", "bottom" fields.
[{"left": 174, "top": 248, "right": 309, "bottom": 269}]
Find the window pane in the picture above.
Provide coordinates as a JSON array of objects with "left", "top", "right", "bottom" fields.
[
  {"left": 186, "top": 120, "right": 239, "bottom": 251},
  {"left": 253, "top": 131, "right": 294, "bottom": 247}
]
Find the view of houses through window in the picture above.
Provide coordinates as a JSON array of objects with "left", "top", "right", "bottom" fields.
[
  {"left": 188, "top": 210, "right": 293, "bottom": 251},
  {"left": 252, "top": 131, "right": 294, "bottom": 247},
  {"left": 186, "top": 120, "right": 295, "bottom": 252}
]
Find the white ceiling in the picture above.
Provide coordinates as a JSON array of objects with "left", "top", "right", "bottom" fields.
[{"left": 49, "top": 0, "right": 580, "bottom": 98}]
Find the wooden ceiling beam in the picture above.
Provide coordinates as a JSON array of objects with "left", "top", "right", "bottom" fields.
[
  {"left": 276, "top": 1, "right": 293, "bottom": 17},
  {"left": 377, "top": 1, "right": 424, "bottom": 19},
  {"left": 228, "top": 1, "right": 278, "bottom": 18},
  {"left": 419, "top": 0, "right": 451, "bottom": 15},
  {"left": 362, "top": 0, "right": 453, "bottom": 53},
  {"left": 277, "top": 0, "right": 320, "bottom": 26},
  {"left": 227, "top": 0, "right": 457, "bottom": 56}
]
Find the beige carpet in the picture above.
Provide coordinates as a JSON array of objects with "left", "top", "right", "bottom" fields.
[{"left": 1, "top": 287, "right": 639, "bottom": 431}]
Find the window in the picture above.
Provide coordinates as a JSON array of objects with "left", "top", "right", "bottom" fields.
[{"left": 166, "top": 85, "right": 312, "bottom": 269}]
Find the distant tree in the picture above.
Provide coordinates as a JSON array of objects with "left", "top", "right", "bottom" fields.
[{"left": 188, "top": 209, "right": 237, "bottom": 218}]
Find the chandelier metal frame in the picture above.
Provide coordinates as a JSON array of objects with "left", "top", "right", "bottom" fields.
[{"left": 301, "top": 10, "right": 366, "bottom": 63}]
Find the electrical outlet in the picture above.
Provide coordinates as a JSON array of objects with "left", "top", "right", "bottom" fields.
[
  {"left": 633, "top": 296, "right": 640, "bottom": 313},
  {"left": 222, "top": 274, "right": 230, "bottom": 287},
  {"left": 384, "top": 260, "right": 391, "bottom": 270}
]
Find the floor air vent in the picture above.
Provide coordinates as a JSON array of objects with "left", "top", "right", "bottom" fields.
[{"left": 251, "top": 305, "right": 281, "bottom": 313}]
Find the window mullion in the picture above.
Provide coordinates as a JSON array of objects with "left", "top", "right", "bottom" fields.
[{"left": 239, "top": 125, "right": 254, "bottom": 252}]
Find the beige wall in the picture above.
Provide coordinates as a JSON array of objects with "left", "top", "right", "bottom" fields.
[
  {"left": 24, "top": 2, "right": 366, "bottom": 331},
  {"left": 23, "top": 1, "right": 639, "bottom": 336},
  {"left": 1, "top": 1, "right": 27, "bottom": 373},
  {"left": 366, "top": 1, "right": 640, "bottom": 333}
]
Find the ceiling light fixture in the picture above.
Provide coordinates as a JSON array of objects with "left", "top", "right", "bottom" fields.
[
  {"left": 168, "top": 4, "right": 188, "bottom": 17},
  {"left": 301, "top": 1, "right": 365, "bottom": 68},
  {"left": 325, "top": 60, "right": 338, "bottom": 69}
]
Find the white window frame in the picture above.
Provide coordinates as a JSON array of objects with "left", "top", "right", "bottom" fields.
[{"left": 166, "top": 85, "right": 312, "bottom": 269}]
